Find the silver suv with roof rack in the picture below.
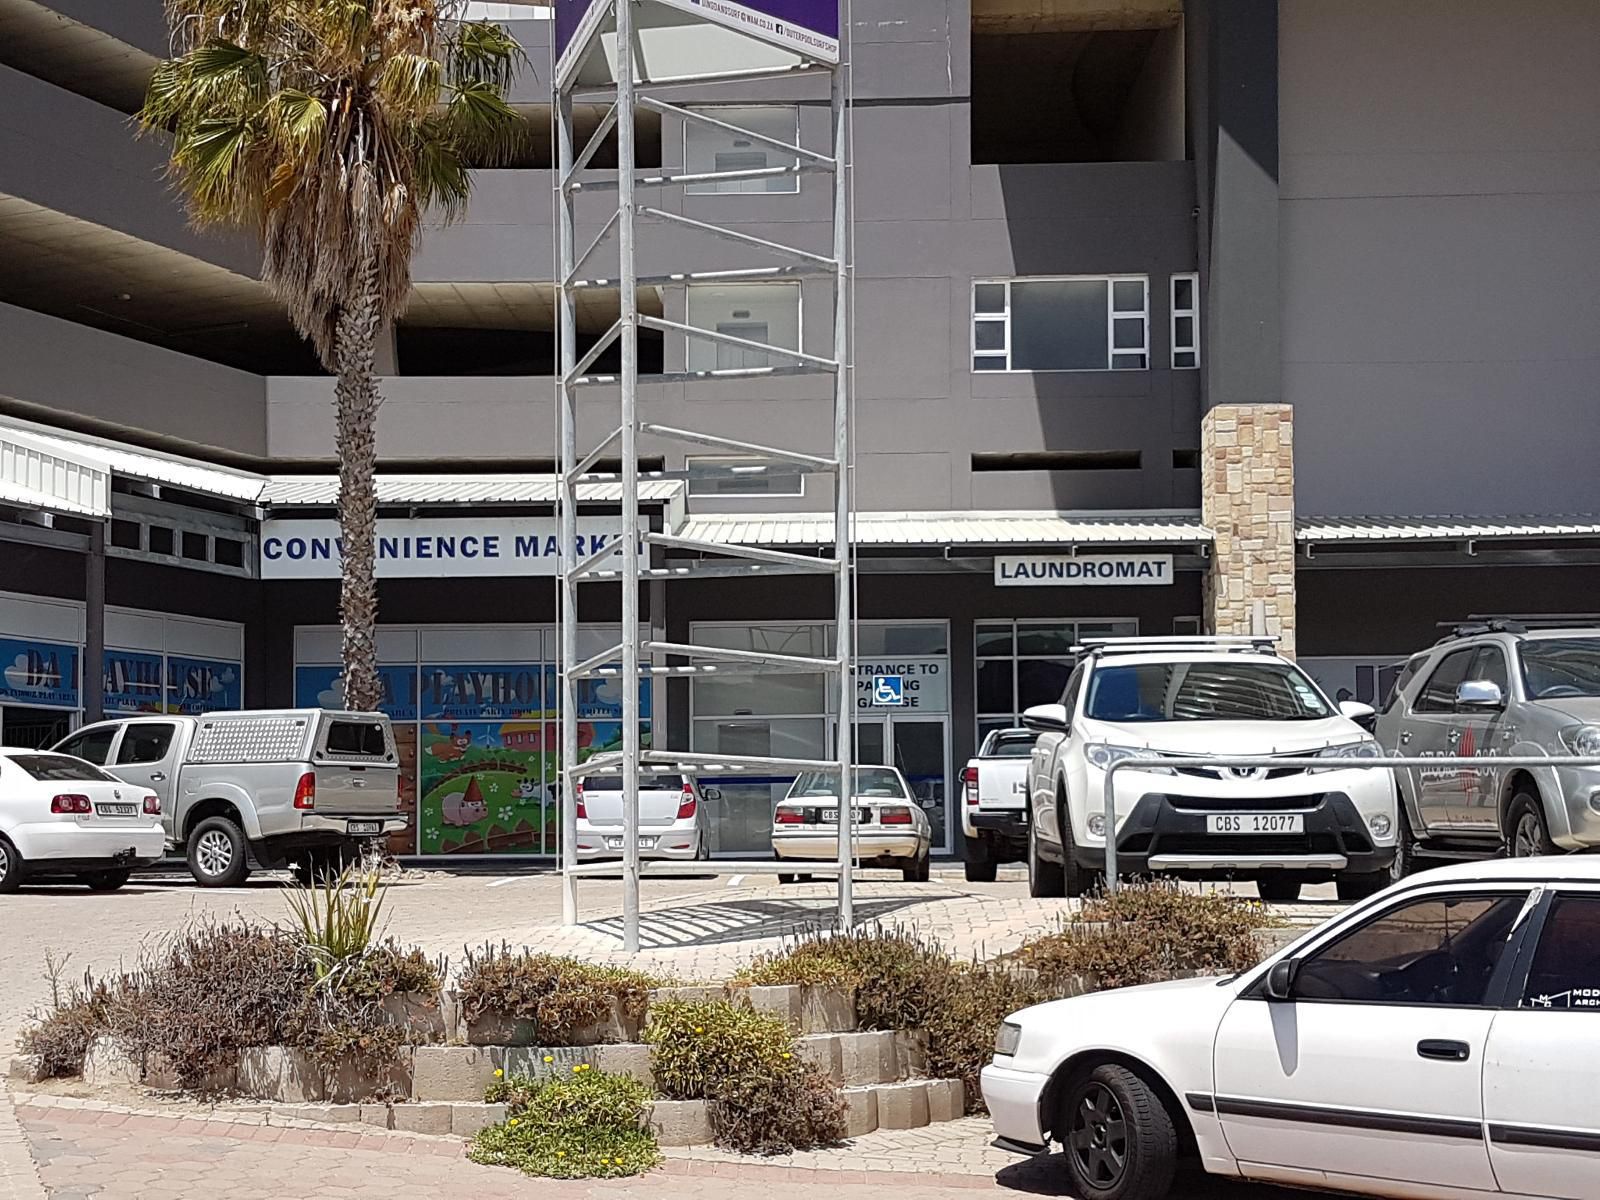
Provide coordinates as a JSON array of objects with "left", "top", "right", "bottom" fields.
[
  {"left": 1374, "top": 619, "right": 1600, "bottom": 869},
  {"left": 1021, "top": 635, "right": 1398, "bottom": 903}
]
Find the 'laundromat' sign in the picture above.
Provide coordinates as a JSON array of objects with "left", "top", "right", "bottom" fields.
[{"left": 994, "top": 555, "right": 1174, "bottom": 587}]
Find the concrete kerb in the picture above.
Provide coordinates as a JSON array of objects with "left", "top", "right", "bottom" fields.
[{"left": 0, "top": 1083, "right": 46, "bottom": 1200}]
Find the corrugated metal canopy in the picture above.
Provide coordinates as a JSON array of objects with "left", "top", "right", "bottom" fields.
[
  {"left": 1297, "top": 515, "right": 1600, "bottom": 542},
  {"left": 260, "top": 475, "right": 685, "bottom": 506},
  {"left": 679, "top": 509, "right": 1212, "bottom": 547},
  {"left": 1, "top": 417, "right": 264, "bottom": 503},
  {"left": 0, "top": 425, "right": 111, "bottom": 517}
]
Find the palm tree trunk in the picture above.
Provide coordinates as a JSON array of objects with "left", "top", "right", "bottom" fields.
[{"left": 333, "top": 255, "right": 383, "bottom": 713}]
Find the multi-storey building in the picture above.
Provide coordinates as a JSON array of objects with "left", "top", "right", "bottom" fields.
[{"left": 1, "top": 0, "right": 1595, "bottom": 857}]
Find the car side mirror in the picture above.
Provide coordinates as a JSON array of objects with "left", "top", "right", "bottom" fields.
[
  {"left": 1456, "top": 679, "right": 1505, "bottom": 710},
  {"left": 1263, "top": 958, "right": 1300, "bottom": 1003},
  {"left": 1338, "top": 700, "right": 1375, "bottom": 722},
  {"left": 1021, "top": 704, "right": 1070, "bottom": 734},
  {"left": 702, "top": 786, "right": 722, "bottom": 802}
]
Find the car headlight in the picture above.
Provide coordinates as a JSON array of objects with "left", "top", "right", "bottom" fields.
[
  {"left": 1560, "top": 725, "right": 1600, "bottom": 758},
  {"left": 995, "top": 1021, "right": 1022, "bottom": 1057},
  {"left": 1310, "top": 739, "right": 1382, "bottom": 773},
  {"left": 1084, "top": 744, "right": 1173, "bottom": 775}
]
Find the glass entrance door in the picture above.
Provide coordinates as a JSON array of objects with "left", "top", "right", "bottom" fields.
[
  {"left": 892, "top": 718, "right": 949, "bottom": 852},
  {"left": 0, "top": 705, "right": 73, "bottom": 750}
]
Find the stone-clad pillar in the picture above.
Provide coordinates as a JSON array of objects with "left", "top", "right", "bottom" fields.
[{"left": 1202, "top": 404, "right": 1295, "bottom": 658}]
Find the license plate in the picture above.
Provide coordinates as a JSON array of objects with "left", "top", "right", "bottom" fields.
[
  {"left": 1207, "top": 813, "right": 1304, "bottom": 835},
  {"left": 97, "top": 803, "right": 136, "bottom": 817},
  {"left": 606, "top": 836, "right": 656, "bottom": 849},
  {"left": 347, "top": 820, "right": 382, "bottom": 835},
  {"left": 820, "top": 808, "right": 869, "bottom": 824}
]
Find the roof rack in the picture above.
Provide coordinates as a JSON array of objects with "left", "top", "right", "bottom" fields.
[
  {"left": 1435, "top": 619, "right": 1528, "bottom": 642},
  {"left": 1073, "top": 635, "right": 1279, "bottom": 657}
]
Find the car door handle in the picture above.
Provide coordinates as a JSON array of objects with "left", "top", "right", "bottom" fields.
[
  {"left": 1446, "top": 729, "right": 1461, "bottom": 744},
  {"left": 149, "top": 771, "right": 166, "bottom": 782},
  {"left": 1398, "top": 731, "right": 1412, "bottom": 745},
  {"left": 1418, "top": 1039, "right": 1471, "bottom": 1062}
]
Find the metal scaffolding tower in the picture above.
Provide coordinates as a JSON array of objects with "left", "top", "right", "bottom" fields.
[{"left": 554, "top": 0, "right": 854, "bottom": 952}]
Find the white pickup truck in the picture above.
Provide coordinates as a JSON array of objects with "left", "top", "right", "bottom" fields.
[
  {"left": 960, "top": 727, "right": 1037, "bottom": 882},
  {"left": 52, "top": 709, "right": 404, "bottom": 886}
]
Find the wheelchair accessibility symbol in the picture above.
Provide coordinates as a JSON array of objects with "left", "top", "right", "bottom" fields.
[{"left": 871, "top": 675, "right": 906, "bottom": 707}]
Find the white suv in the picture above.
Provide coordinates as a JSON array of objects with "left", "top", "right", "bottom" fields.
[{"left": 1022, "top": 637, "right": 1398, "bottom": 903}]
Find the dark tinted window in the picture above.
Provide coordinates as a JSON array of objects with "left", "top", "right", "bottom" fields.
[
  {"left": 1382, "top": 656, "right": 1426, "bottom": 715},
  {"left": 325, "top": 721, "right": 389, "bottom": 756},
  {"left": 8, "top": 753, "right": 119, "bottom": 783},
  {"left": 985, "top": 734, "right": 1037, "bottom": 758},
  {"left": 1414, "top": 649, "right": 1475, "bottom": 713},
  {"left": 1085, "top": 662, "right": 1331, "bottom": 722},
  {"left": 1522, "top": 895, "right": 1600, "bottom": 1010},
  {"left": 1294, "top": 893, "right": 1525, "bottom": 1006},
  {"left": 586, "top": 773, "right": 684, "bottom": 791},
  {"left": 1520, "top": 638, "right": 1600, "bottom": 700},
  {"left": 55, "top": 727, "right": 116, "bottom": 766},
  {"left": 1470, "top": 646, "right": 1511, "bottom": 694},
  {"left": 116, "top": 723, "right": 175, "bottom": 765}
]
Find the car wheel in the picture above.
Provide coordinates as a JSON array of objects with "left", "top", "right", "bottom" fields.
[
  {"left": 0, "top": 837, "right": 21, "bottom": 894},
  {"left": 902, "top": 853, "right": 931, "bottom": 883},
  {"left": 1027, "top": 824, "right": 1065, "bottom": 898},
  {"left": 1335, "top": 872, "right": 1388, "bottom": 902},
  {"left": 778, "top": 873, "right": 796, "bottom": 885},
  {"left": 80, "top": 869, "right": 132, "bottom": 892},
  {"left": 694, "top": 829, "right": 710, "bottom": 861},
  {"left": 1389, "top": 804, "right": 1418, "bottom": 883},
  {"left": 1509, "top": 792, "right": 1556, "bottom": 859},
  {"left": 1059, "top": 1064, "right": 1177, "bottom": 1200},
  {"left": 187, "top": 815, "right": 249, "bottom": 887},
  {"left": 965, "top": 858, "right": 998, "bottom": 883},
  {"left": 1256, "top": 875, "right": 1303, "bottom": 903}
]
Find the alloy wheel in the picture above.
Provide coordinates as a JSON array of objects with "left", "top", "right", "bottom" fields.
[
  {"left": 1514, "top": 812, "right": 1543, "bottom": 858},
  {"left": 1068, "top": 1081, "right": 1129, "bottom": 1190},
  {"left": 196, "top": 829, "right": 235, "bottom": 877},
  {"left": 0, "top": 841, "right": 10, "bottom": 881}
]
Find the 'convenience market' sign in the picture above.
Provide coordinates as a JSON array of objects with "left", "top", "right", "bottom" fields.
[
  {"left": 995, "top": 555, "right": 1174, "bottom": 587},
  {"left": 260, "top": 518, "right": 632, "bottom": 580}
]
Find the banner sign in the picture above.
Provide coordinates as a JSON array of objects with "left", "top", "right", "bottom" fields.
[
  {"left": 104, "top": 650, "right": 166, "bottom": 713},
  {"left": 260, "top": 517, "right": 632, "bottom": 580},
  {"left": 0, "top": 636, "right": 78, "bottom": 709},
  {"left": 554, "top": 0, "right": 606, "bottom": 80},
  {"left": 166, "top": 657, "right": 243, "bottom": 714},
  {"left": 994, "top": 555, "right": 1175, "bottom": 587},
  {"left": 295, "top": 665, "right": 420, "bottom": 722}
]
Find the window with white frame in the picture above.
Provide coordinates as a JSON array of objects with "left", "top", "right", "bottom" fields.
[
  {"left": 685, "top": 283, "right": 801, "bottom": 372},
  {"left": 685, "top": 455, "right": 805, "bottom": 497},
  {"left": 1171, "top": 273, "right": 1199, "bottom": 369},
  {"left": 974, "top": 618, "right": 1139, "bottom": 743},
  {"left": 684, "top": 106, "right": 800, "bottom": 195},
  {"left": 972, "top": 277, "right": 1149, "bottom": 372}
]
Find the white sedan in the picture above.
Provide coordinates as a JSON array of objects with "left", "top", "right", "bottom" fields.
[
  {"left": 0, "top": 748, "right": 165, "bottom": 892},
  {"left": 772, "top": 765, "right": 932, "bottom": 882},
  {"left": 984, "top": 858, "right": 1600, "bottom": 1200}
]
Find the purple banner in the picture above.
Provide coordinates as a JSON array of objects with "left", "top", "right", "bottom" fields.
[
  {"left": 554, "top": 0, "right": 602, "bottom": 62},
  {"left": 557, "top": 0, "right": 839, "bottom": 82}
]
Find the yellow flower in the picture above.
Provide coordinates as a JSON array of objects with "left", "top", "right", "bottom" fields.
[
  {"left": 782, "top": 1052, "right": 792, "bottom": 1060},
  {"left": 543, "top": 1055, "right": 554, "bottom": 1064},
  {"left": 572, "top": 1064, "right": 582, "bottom": 1073},
  {"left": 508, "top": 1118, "right": 519, "bottom": 1126},
  {"left": 694, "top": 1026, "right": 704, "bottom": 1034},
  {"left": 493, "top": 1068, "right": 504, "bottom": 1078},
  {"left": 556, "top": 1150, "right": 566, "bottom": 1158}
]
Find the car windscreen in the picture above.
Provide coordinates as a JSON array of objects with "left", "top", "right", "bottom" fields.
[
  {"left": 1084, "top": 661, "right": 1333, "bottom": 722},
  {"left": 1520, "top": 638, "right": 1600, "bottom": 700},
  {"left": 584, "top": 773, "right": 684, "bottom": 791},
  {"left": 8, "top": 754, "right": 119, "bottom": 783},
  {"left": 985, "top": 735, "right": 1037, "bottom": 757},
  {"left": 789, "top": 767, "right": 907, "bottom": 799}
]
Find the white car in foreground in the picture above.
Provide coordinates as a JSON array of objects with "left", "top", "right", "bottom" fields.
[
  {"left": 772, "top": 765, "right": 932, "bottom": 882},
  {"left": 984, "top": 859, "right": 1600, "bottom": 1200},
  {"left": 0, "top": 748, "right": 165, "bottom": 892},
  {"left": 1024, "top": 636, "right": 1398, "bottom": 903}
]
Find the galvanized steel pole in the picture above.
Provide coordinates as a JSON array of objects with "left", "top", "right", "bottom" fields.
[
  {"left": 556, "top": 85, "right": 579, "bottom": 926},
  {"left": 831, "top": 66, "right": 853, "bottom": 931}
]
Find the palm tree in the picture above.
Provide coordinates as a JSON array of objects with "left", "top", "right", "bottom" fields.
[{"left": 140, "top": 1, "right": 522, "bottom": 709}]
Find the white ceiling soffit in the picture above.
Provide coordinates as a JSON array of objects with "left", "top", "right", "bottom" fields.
[
  {"left": 1297, "top": 516, "right": 1600, "bottom": 542},
  {"left": 679, "top": 509, "right": 1212, "bottom": 547},
  {"left": 0, "top": 424, "right": 112, "bottom": 517}
]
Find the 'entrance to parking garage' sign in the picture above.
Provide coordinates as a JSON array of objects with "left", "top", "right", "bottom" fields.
[{"left": 994, "top": 555, "right": 1174, "bottom": 586}]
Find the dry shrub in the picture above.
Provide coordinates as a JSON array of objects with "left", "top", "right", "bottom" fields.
[
  {"left": 19, "top": 970, "right": 125, "bottom": 1079},
  {"left": 738, "top": 926, "right": 948, "bottom": 1031},
  {"left": 709, "top": 1063, "right": 846, "bottom": 1156},
  {"left": 921, "top": 963, "right": 1056, "bottom": 1109},
  {"left": 456, "top": 945, "right": 658, "bottom": 1043}
]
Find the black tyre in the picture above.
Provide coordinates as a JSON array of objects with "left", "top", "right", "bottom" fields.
[
  {"left": 694, "top": 829, "right": 710, "bottom": 861},
  {"left": 1256, "top": 875, "right": 1303, "bottom": 904},
  {"left": 1059, "top": 1063, "right": 1178, "bottom": 1200},
  {"left": 965, "top": 857, "right": 998, "bottom": 883},
  {"left": 1027, "top": 823, "right": 1065, "bottom": 898},
  {"left": 778, "top": 873, "right": 796, "bottom": 885},
  {"left": 902, "top": 853, "right": 931, "bottom": 883},
  {"left": 0, "top": 837, "right": 22, "bottom": 894},
  {"left": 187, "top": 815, "right": 249, "bottom": 887},
  {"left": 80, "top": 868, "right": 132, "bottom": 892},
  {"left": 1509, "top": 791, "right": 1557, "bottom": 859},
  {"left": 1335, "top": 872, "right": 1388, "bottom": 902},
  {"left": 1388, "top": 803, "right": 1418, "bottom": 883}
]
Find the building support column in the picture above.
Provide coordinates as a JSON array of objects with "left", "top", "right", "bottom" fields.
[
  {"left": 83, "top": 521, "right": 106, "bottom": 722},
  {"left": 1202, "top": 404, "right": 1295, "bottom": 657}
]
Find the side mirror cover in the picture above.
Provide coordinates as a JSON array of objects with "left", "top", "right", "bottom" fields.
[
  {"left": 1456, "top": 679, "right": 1505, "bottom": 710},
  {"left": 1263, "top": 958, "right": 1300, "bottom": 1003},
  {"left": 702, "top": 786, "right": 722, "bottom": 802},
  {"left": 1338, "top": 700, "right": 1376, "bottom": 722},
  {"left": 1021, "top": 704, "right": 1070, "bottom": 735}
]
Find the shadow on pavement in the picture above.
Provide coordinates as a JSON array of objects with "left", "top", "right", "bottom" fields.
[
  {"left": 997, "top": 1159, "right": 1322, "bottom": 1198},
  {"left": 581, "top": 893, "right": 939, "bottom": 948}
]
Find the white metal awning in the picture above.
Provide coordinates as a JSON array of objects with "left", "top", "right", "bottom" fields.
[
  {"left": 2, "top": 419, "right": 266, "bottom": 503},
  {"left": 1297, "top": 515, "right": 1600, "bottom": 542},
  {"left": 678, "top": 509, "right": 1212, "bottom": 548},
  {"left": 0, "top": 425, "right": 111, "bottom": 518},
  {"left": 260, "top": 475, "right": 684, "bottom": 507}
]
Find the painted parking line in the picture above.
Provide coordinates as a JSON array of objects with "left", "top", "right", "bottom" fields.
[
  {"left": 485, "top": 876, "right": 522, "bottom": 888},
  {"left": 726, "top": 875, "right": 745, "bottom": 887}
]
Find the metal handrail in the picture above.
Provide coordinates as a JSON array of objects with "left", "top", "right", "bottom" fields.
[{"left": 1099, "top": 753, "right": 1600, "bottom": 891}]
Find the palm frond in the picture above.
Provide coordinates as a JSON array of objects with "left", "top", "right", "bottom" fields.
[
  {"left": 175, "top": 116, "right": 256, "bottom": 220},
  {"left": 266, "top": 88, "right": 327, "bottom": 158},
  {"left": 445, "top": 79, "right": 521, "bottom": 164},
  {"left": 377, "top": 52, "right": 443, "bottom": 115},
  {"left": 447, "top": 19, "right": 525, "bottom": 92}
]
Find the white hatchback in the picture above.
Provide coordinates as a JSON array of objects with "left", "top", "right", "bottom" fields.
[
  {"left": 0, "top": 748, "right": 165, "bottom": 892},
  {"left": 574, "top": 772, "right": 713, "bottom": 861},
  {"left": 984, "top": 858, "right": 1600, "bottom": 1200}
]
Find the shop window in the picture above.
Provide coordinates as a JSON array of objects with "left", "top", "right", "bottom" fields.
[
  {"left": 214, "top": 537, "right": 246, "bottom": 568},
  {"left": 686, "top": 455, "right": 804, "bottom": 497},
  {"left": 110, "top": 520, "right": 141, "bottom": 551},
  {"left": 684, "top": 106, "right": 800, "bottom": 195},
  {"left": 181, "top": 532, "right": 209, "bottom": 561},
  {"left": 975, "top": 618, "right": 1138, "bottom": 740},
  {"left": 972, "top": 277, "right": 1148, "bottom": 372},
  {"left": 1171, "top": 273, "right": 1199, "bottom": 368},
  {"left": 686, "top": 283, "right": 801, "bottom": 373},
  {"left": 148, "top": 526, "right": 175, "bottom": 556}
]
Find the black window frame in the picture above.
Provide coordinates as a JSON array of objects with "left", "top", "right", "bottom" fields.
[
  {"left": 54, "top": 724, "right": 119, "bottom": 766},
  {"left": 1513, "top": 889, "right": 1600, "bottom": 1012},
  {"left": 1413, "top": 648, "right": 1478, "bottom": 714},
  {"left": 1469, "top": 644, "right": 1512, "bottom": 697}
]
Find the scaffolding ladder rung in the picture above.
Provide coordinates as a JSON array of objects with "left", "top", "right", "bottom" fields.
[
  {"left": 563, "top": 425, "right": 625, "bottom": 485},
  {"left": 639, "top": 206, "right": 838, "bottom": 268},
  {"left": 638, "top": 423, "right": 837, "bottom": 471},
  {"left": 578, "top": 561, "right": 836, "bottom": 583},
  {"left": 641, "top": 316, "right": 838, "bottom": 373},
  {"left": 572, "top": 265, "right": 835, "bottom": 290},
  {"left": 573, "top": 365, "right": 833, "bottom": 387},
  {"left": 646, "top": 532, "right": 839, "bottom": 572},
  {"left": 566, "top": 643, "right": 625, "bottom": 681},
  {"left": 569, "top": 162, "right": 830, "bottom": 193}
]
